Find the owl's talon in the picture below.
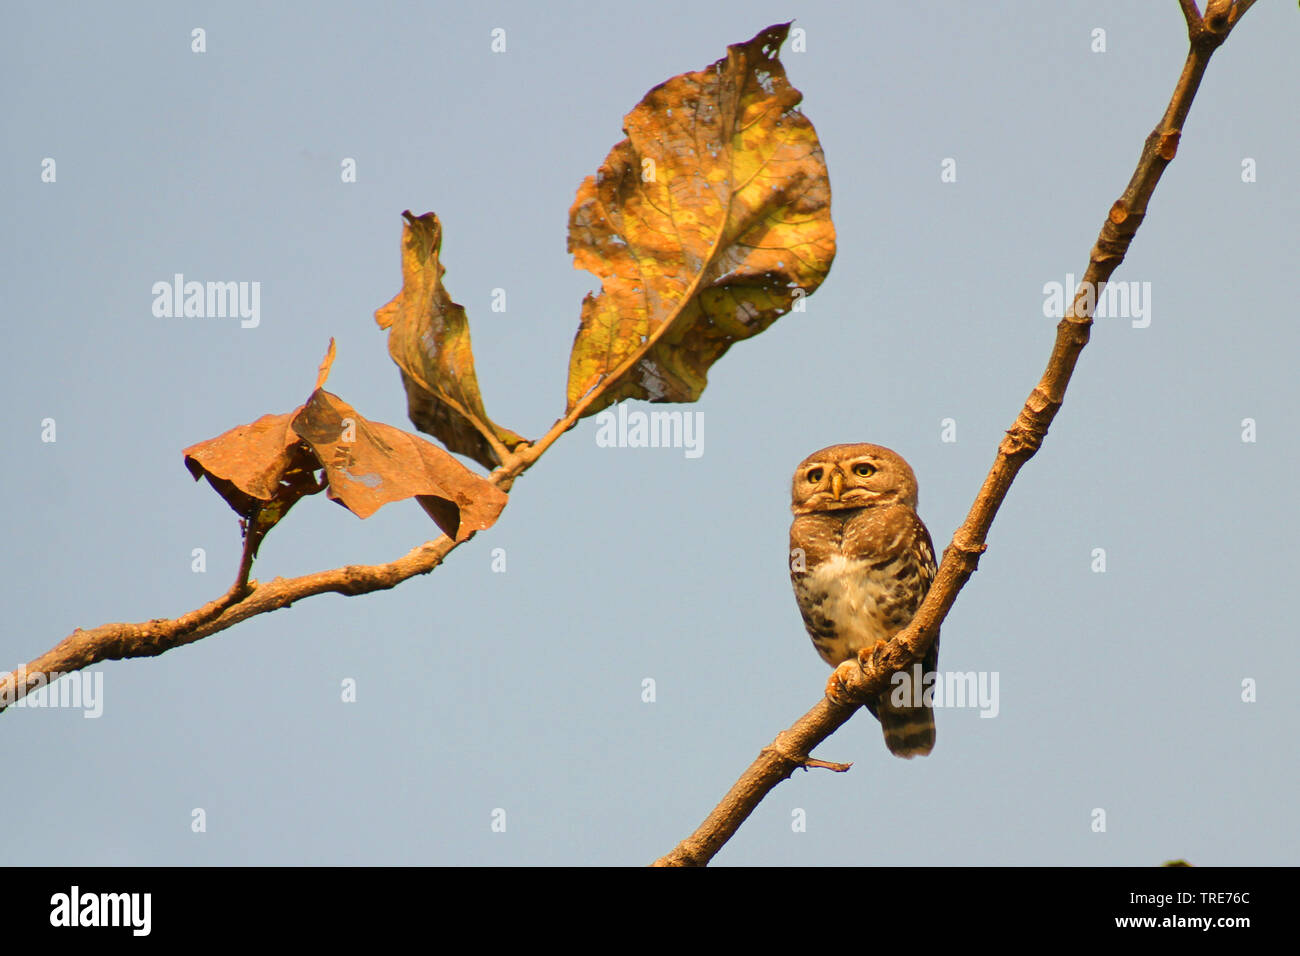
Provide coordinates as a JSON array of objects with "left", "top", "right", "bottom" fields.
[
  {"left": 825, "top": 661, "right": 858, "bottom": 706},
  {"left": 857, "top": 639, "right": 891, "bottom": 673}
]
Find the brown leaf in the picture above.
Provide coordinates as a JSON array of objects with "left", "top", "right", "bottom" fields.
[
  {"left": 290, "top": 389, "right": 506, "bottom": 540},
  {"left": 376, "top": 211, "right": 526, "bottom": 469},
  {"left": 565, "top": 22, "right": 836, "bottom": 417},
  {"left": 315, "top": 337, "right": 337, "bottom": 390},
  {"left": 183, "top": 412, "right": 323, "bottom": 530},
  {"left": 184, "top": 383, "right": 507, "bottom": 543}
]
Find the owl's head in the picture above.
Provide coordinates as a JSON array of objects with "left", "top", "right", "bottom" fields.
[{"left": 790, "top": 443, "right": 920, "bottom": 515}]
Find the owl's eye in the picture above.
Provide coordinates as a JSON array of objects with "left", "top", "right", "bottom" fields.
[
  {"left": 853, "top": 463, "right": 876, "bottom": 477},
  {"left": 806, "top": 467, "right": 823, "bottom": 483}
]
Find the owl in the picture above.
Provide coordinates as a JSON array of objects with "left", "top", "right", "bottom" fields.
[{"left": 789, "top": 443, "right": 938, "bottom": 758}]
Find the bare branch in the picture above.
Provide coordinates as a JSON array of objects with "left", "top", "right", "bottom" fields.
[
  {"left": 1229, "top": 0, "right": 1257, "bottom": 27},
  {"left": 653, "top": 2, "right": 1257, "bottom": 868},
  {"left": 653, "top": 700, "right": 858, "bottom": 866},
  {"left": 0, "top": 533, "right": 463, "bottom": 711}
]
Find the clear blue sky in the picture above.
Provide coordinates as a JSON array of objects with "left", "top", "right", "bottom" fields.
[{"left": 2, "top": 0, "right": 1296, "bottom": 865}]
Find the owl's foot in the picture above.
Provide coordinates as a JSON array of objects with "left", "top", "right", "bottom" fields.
[
  {"left": 825, "top": 660, "right": 860, "bottom": 707},
  {"left": 826, "top": 640, "right": 896, "bottom": 706},
  {"left": 857, "top": 638, "right": 895, "bottom": 675}
]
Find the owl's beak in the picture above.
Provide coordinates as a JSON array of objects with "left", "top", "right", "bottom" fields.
[{"left": 830, "top": 471, "right": 844, "bottom": 501}]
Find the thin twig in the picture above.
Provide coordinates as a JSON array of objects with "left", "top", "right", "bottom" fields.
[
  {"left": 798, "top": 757, "right": 853, "bottom": 773},
  {"left": 232, "top": 517, "right": 261, "bottom": 596}
]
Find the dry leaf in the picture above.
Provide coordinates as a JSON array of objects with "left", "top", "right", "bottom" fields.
[
  {"left": 376, "top": 211, "right": 525, "bottom": 469},
  {"left": 315, "top": 337, "right": 337, "bottom": 390},
  {"left": 182, "top": 412, "right": 323, "bottom": 535},
  {"left": 290, "top": 389, "right": 506, "bottom": 540},
  {"left": 184, "top": 349, "right": 507, "bottom": 543},
  {"left": 565, "top": 22, "right": 836, "bottom": 417}
]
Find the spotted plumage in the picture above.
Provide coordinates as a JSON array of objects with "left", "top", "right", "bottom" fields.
[{"left": 789, "top": 443, "right": 939, "bottom": 758}]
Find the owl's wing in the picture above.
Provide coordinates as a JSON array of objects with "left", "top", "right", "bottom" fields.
[
  {"left": 916, "top": 515, "right": 939, "bottom": 678},
  {"left": 853, "top": 507, "right": 940, "bottom": 721}
]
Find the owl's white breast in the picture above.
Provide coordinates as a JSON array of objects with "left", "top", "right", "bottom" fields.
[{"left": 799, "top": 553, "right": 901, "bottom": 664}]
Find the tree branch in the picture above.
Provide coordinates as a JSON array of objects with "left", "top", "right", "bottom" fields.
[
  {"left": 652, "top": 0, "right": 1255, "bottom": 868},
  {"left": 0, "top": 394, "right": 589, "bottom": 713},
  {"left": 1177, "top": 0, "right": 1203, "bottom": 34}
]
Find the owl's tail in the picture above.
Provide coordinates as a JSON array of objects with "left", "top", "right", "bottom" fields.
[
  {"left": 875, "top": 696, "right": 936, "bottom": 758},
  {"left": 870, "top": 637, "right": 940, "bottom": 758}
]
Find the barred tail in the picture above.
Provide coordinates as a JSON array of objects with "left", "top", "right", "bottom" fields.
[
  {"left": 874, "top": 634, "right": 940, "bottom": 758},
  {"left": 876, "top": 696, "right": 935, "bottom": 758}
]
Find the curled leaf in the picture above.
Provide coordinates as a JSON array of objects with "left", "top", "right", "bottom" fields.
[
  {"left": 290, "top": 389, "right": 506, "bottom": 540},
  {"left": 182, "top": 412, "right": 323, "bottom": 540},
  {"left": 376, "top": 211, "right": 526, "bottom": 469},
  {"left": 566, "top": 22, "right": 836, "bottom": 417},
  {"left": 184, "top": 351, "right": 507, "bottom": 543}
]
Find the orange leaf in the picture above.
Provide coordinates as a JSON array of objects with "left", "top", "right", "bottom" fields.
[{"left": 565, "top": 23, "right": 836, "bottom": 418}]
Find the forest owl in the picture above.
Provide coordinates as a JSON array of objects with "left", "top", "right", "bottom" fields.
[{"left": 789, "top": 443, "right": 938, "bottom": 758}]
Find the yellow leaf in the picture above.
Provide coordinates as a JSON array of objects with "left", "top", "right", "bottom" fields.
[{"left": 565, "top": 22, "right": 836, "bottom": 417}]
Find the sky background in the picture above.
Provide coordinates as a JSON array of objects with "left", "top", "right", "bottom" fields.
[{"left": 2, "top": 0, "right": 1296, "bottom": 866}]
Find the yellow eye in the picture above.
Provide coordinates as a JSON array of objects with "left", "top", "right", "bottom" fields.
[
  {"left": 853, "top": 463, "right": 875, "bottom": 477},
  {"left": 806, "top": 467, "right": 823, "bottom": 483}
]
